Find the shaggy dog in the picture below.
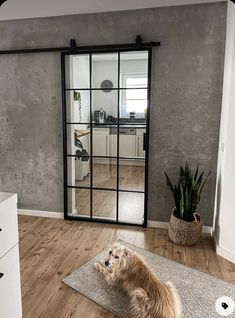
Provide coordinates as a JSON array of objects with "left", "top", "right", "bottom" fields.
[{"left": 94, "top": 244, "right": 181, "bottom": 318}]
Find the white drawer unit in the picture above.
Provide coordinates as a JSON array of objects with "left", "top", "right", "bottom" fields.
[
  {"left": 0, "top": 192, "right": 22, "bottom": 318},
  {"left": 0, "top": 246, "right": 22, "bottom": 318},
  {"left": 0, "top": 193, "right": 19, "bottom": 258}
]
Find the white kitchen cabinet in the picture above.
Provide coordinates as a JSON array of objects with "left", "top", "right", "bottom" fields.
[
  {"left": 110, "top": 135, "right": 136, "bottom": 157},
  {"left": 0, "top": 192, "right": 22, "bottom": 318},
  {"left": 93, "top": 128, "right": 109, "bottom": 157},
  {"left": 109, "top": 134, "right": 117, "bottom": 157},
  {"left": 136, "top": 129, "right": 146, "bottom": 158},
  {"left": 119, "top": 135, "right": 136, "bottom": 157},
  {"left": 138, "top": 136, "right": 145, "bottom": 158},
  {"left": 93, "top": 134, "right": 108, "bottom": 156},
  {"left": 93, "top": 127, "right": 145, "bottom": 163}
]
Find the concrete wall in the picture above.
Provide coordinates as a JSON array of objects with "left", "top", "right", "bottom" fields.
[
  {"left": 213, "top": 1, "right": 235, "bottom": 264},
  {"left": 0, "top": 2, "right": 226, "bottom": 224}
]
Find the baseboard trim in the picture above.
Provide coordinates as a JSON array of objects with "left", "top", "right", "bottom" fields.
[
  {"left": 213, "top": 236, "right": 235, "bottom": 264},
  {"left": 216, "top": 245, "right": 235, "bottom": 264},
  {"left": 147, "top": 220, "right": 169, "bottom": 229},
  {"left": 18, "top": 209, "right": 64, "bottom": 219},
  {"left": 17, "top": 210, "right": 212, "bottom": 235},
  {"left": 147, "top": 220, "right": 212, "bottom": 235}
]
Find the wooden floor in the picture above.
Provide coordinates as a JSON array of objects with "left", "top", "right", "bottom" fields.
[
  {"left": 19, "top": 216, "right": 235, "bottom": 318},
  {"left": 76, "top": 163, "right": 145, "bottom": 191},
  {"left": 72, "top": 164, "right": 145, "bottom": 223}
]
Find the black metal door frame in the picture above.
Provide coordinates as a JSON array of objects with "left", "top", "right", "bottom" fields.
[
  {"left": 0, "top": 36, "right": 160, "bottom": 227},
  {"left": 61, "top": 45, "right": 155, "bottom": 227}
]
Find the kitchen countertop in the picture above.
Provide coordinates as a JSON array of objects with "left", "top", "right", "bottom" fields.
[{"left": 93, "top": 124, "right": 146, "bottom": 129}]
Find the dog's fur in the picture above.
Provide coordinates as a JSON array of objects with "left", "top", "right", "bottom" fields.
[{"left": 94, "top": 244, "right": 181, "bottom": 318}]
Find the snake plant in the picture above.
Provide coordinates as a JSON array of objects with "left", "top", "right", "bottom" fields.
[{"left": 164, "top": 163, "right": 210, "bottom": 222}]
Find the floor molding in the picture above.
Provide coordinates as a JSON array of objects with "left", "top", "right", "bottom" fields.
[
  {"left": 213, "top": 236, "right": 235, "bottom": 264},
  {"left": 18, "top": 210, "right": 212, "bottom": 235},
  {"left": 147, "top": 220, "right": 212, "bottom": 235},
  {"left": 216, "top": 245, "right": 235, "bottom": 264},
  {"left": 18, "top": 209, "right": 64, "bottom": 219}
]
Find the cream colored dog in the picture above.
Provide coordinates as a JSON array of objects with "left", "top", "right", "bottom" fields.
[{"left": 94, "top": 244, "right": 181, "bottom": 318}]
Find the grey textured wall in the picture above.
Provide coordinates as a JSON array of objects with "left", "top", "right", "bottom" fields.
[{"left": 0, "top": 2, "right": 226, "bottom": 224}]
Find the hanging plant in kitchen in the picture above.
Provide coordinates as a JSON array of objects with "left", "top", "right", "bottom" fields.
[{"left": 74, "top": 91, "right": 82, "bottom": 123}]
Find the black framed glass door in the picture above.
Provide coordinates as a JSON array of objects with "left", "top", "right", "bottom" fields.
[{"left": 61, "top": 48, "right": 152, "bottom": 227}]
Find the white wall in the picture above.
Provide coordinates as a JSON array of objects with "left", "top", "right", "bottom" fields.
[
  {"left": 72, "top": 55, "right": 90, "bottom": 124},
  {"left": 92, "top": 59, "right": 148, "bottom": 118},
  {"left": 213, "top": 1, "right": 235, "bottom": 264}
]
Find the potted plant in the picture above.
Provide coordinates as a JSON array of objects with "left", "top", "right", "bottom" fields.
[
  {"left": 164, "top": 163, "right": 210, "bottom": 246},
  {"left": 75, "top": 138, "right": 89, "bottom": 181}
]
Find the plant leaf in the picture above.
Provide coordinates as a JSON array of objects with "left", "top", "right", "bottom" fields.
[
  {"left": 164, "top": 171, "right": 174, "bottom": 195},
  {"left": 198, "top": 171, "right": 211, "bottom": 202},
  {"left": 194, "top": 163, "right": 199, "bottom": 181}
]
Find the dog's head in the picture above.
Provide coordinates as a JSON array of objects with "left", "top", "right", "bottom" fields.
[{"left": 104, "top": 244, "right": 132, "bottom": 270}]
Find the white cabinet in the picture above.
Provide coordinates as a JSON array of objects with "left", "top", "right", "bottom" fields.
[
  {"left": 93, "top": 128, "right": 109, "bottom": 157},
  {"left": 0, "top": 193, "right": 18, "bottom": 258},
  {"left": 119, "top": 135, "right": 136, "bottom": 157},
  {"left": 109, "top": 135, "right": 117, "bottom": 157},
  {"left": 93, "top": 127, "right": 145, "bottom": 164},
  {"left": 0, "top": 193, "right": 22, "bottom": 318},
  {"left": 137, "top": 129, "right": 146, "bottom": 158},
  {"left": 0, "top": 246, "right": 22, "bottom": 318},
  {"left": 110, "top": 135, "right": 136, "bottom": 157}
]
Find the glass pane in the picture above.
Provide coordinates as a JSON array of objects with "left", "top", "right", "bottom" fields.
[
  {"left": 92, "top": 126, "right": 117, "bottom": 157},
  {"left": 93, "top": 158, "right": 117, "bottom": 189},
  {"left": 120, "top": 51, "right": 148, "bottom": 89},
  {"left": 126, "top": 77, "right": 147, "bottom": 86},
  {"left": 66, "top": 124, "right": 90, "bottom": 156},
  {"left": 119, "top": 130, "right": 137, "bottom": 157},
  {"left": 109, "top": 126, "right": 117, "bottom": 157},
  {"left": 136, "top": 128, "right": 146, "bottom": 159},
  {"left": 126, "top": 89, "right": 147, "bottom": 100},
  {"left": 65, "top": 54, "right": 90, "bottom": 89},
  {"left": 67, "top": 156, "right": 90, "bottom": 188},
  {"left": 92, "top": 190, "right": 116, "bottom": 220},
  {"left": 120, "top": 83, "right": 148, "bottom": 118},
  {"left": 119, "top": 159, "right": 145, "bottom": 191},
  {"left": 92, "top": 53, "right": 118, "bottom": 89},
  {"left": 125, "top": 100, "right": 147, "bottom": 114},
  {"left": 118, "top": 192, "right": 144, "bottom": 224},
  {"left": 67, "top": 188, "right": 90, "bottom": 217},
  {"left": 92, "top": 90, "right": 118, "bottom": 123},
  {"left": 66, "top": 90, "right": 90, "bottom": 123}
]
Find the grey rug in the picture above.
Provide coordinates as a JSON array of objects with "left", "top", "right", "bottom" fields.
[{"left": 63, "top": 240, "right": 235, "bottom": 317}]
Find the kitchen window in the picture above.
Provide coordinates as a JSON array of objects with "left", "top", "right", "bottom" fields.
[{"left": 121, "top": 73, "right": 148, "bottom": 118}]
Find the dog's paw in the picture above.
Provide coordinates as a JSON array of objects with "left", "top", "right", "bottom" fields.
[{"left": 94, "top": 262, "right": 100, "bottom": 270}]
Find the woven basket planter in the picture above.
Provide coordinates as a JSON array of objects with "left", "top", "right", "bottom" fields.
[{"left": 168, "top": 208, "right": 203, "bottom": 246}]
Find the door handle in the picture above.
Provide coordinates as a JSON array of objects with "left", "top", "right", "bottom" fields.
[
  {"left": 143, "top": 133, "right": 147, "bottom": 151},
  {"left": 0, "top": 273, "right": 4, "bottom": 279}
]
